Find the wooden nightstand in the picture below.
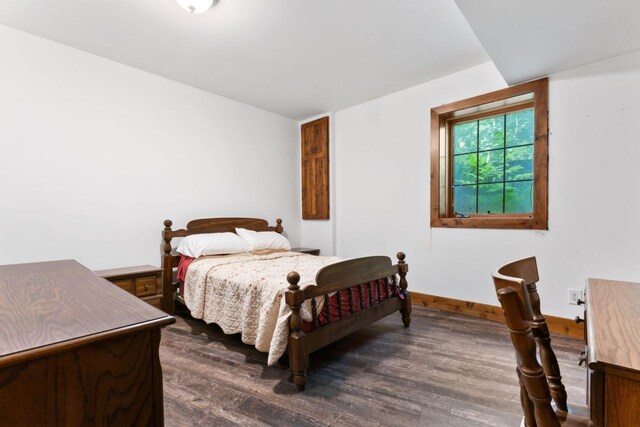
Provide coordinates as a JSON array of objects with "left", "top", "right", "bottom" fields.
[
  {"left": 291, "top": 247, "right": 321, "bottom": 256},
  {"left": 95, "top": 265, "right": 163, "bottom": 310}
]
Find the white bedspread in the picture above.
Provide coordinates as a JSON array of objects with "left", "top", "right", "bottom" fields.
[{"left": 183, "top": 251, "right": 341, "bottom": 365}]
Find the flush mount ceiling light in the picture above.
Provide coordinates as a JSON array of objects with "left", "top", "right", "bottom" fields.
[{"left": 176, "top": 0, "right": 214, "bottom": 14}]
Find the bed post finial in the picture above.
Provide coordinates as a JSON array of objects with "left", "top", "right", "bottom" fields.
[
  {"left": 285, "top": 271, "right": 308, "bottom": 391},
  {"left": 275, "top": 218, "right": 283, "bottom": 234},
  {"left": 163, "top": 220, "right": 173, "bottom": 256},
  {"left": 287, "top": 271, "right": 300, "bottom": 290},
  {"left": 397, "top": 252, "right": 412, "bottom": 328}
]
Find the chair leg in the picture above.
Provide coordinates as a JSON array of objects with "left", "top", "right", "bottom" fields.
[{"left": 517, "top": 367, "right": 536, "bottom": 427}]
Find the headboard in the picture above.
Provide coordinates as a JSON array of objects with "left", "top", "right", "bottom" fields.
[{"left": 161, "top": 217, "right": 283, "bottom": 314}]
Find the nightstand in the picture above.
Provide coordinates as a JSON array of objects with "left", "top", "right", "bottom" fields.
[
  {"left": 291, "top": 247, "right": 321, "bottom": 256},
  {"left": 95, "top": 265, "right": 163, "bottom": 310}
]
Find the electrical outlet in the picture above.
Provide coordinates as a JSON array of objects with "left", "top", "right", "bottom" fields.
[{"left": 568, "top": 288, "right": 584, "bottom": 305}]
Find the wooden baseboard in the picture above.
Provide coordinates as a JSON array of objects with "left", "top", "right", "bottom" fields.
[{"left": 410, "top": 291, "right": 584, "bottom": 339}]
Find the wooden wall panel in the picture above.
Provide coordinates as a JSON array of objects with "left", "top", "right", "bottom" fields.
[
  {"left": 301, "top": 117, "right": 329, "bottom": 219},
  {"left": 410, "top": 291, "right": 584, "bottom": 338}
]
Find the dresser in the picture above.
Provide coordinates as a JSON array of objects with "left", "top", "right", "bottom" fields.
[
  {"left": 0, "top": 260, "right": 175, "bottom": 426},
  {"left": 586, "top": 278, "right": 640, "bottom": 426},
  {"left": 95, "top": 265, "right": 163, "bottom": 309}
]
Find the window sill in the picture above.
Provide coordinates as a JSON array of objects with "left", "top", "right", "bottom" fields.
[{"left": 431, "top": 216, "right": 547, "bottom": 230}]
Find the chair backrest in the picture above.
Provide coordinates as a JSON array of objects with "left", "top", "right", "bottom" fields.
[
  {"left": 492, "top": 257, "right": 568, "bottom": 413},
  {"left": 497, "top": 286, "right": 561, "bottom": 426}
]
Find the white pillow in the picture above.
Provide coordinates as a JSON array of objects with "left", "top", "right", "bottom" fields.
[
  {"left": 235, "top": 228, "right": 291, "bottom": 252},
  {"left": 177, "top": 232, "right": 249, "bottom": 258}
]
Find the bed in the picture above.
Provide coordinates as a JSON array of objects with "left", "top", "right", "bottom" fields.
[{"left": 161, "top": 217, "right": 411, "bottom": 390}]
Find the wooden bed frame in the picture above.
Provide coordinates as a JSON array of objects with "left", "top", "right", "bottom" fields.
[{"left": 161, "top": 217, "right": 411, "bottom": 390}]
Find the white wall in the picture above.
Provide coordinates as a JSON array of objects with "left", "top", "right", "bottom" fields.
[
  {"left": 3, "top": 22, "right": 639, "bottom": 319},
  {"left": 298, "top": 113, "right": 337, "bottom": 256},
  {"left": 0, "top": 25, "right": 300, "bottom": 270},
  {"left": 334, "top": 52, "right": 640, "bottom": 319}
]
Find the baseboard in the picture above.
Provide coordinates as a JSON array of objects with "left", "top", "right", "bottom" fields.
[{"left": 410, "top": 291, "right": 584, "bottom": 339}]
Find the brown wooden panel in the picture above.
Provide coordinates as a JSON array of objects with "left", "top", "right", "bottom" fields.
[
  {"left": 112, "top": 278, "right": 134, "bottom": 293},
  {"left": 586, "top": 279, "right": 640, "bottom": 373},
  {"left": 0, "top": 332, "right": 159, "bottom": 426},
  {"left": 136, "top": 276, "right": 157, "bottom": 297},
  {"left": 605, "top": 374, "right": 640, "bottom": 425},
  {"left": 411, "top": 291, "right": 584, "bottom": 338},
  {"left": 301, "top": 116, "right": 329, "bottom": 219},
  {"left": 306, "top": 297, "right": 402, "bottom": 353},
  {"left": 307, "top": 256, "right": 396, "bottom": 298},
  {"left": 95, "top": 265, "right": 162, "bottom": 279},
  {"left": 144, "top": 296, "right": 163, "bottom": 309},
  {"left": 589, "top": 369, "right": 605, "bottom": 426},
  {"left": 0, "top": 359, "right": 51, "bottom": 425},
  {"left": 187, "top": 217, "right": 270, "bottom": 234}
]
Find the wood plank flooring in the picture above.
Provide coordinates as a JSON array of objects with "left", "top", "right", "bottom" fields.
[{"left": 160, "top": 306, "right": 585, "bottom": 426}]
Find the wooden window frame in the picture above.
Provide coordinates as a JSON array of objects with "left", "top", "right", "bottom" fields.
[{"left": 430, "top": 78, "right": 548, "bottom": 230}]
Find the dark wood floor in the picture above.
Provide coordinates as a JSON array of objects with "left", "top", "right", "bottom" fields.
[{"left": 160, "top": 306, "right": 585, "bottom": 426}]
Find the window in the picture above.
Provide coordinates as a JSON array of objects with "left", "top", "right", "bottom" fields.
[{"left": 430, "top": 78, "right": 548, "bottom": 229}]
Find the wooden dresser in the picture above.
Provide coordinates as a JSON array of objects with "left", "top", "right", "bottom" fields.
[
  {"left": 95, "top": 265, "right": 163, "bottom": 309},
  {"left": 586, "top": 278, "right": 640, "bottom": 426},
  {"left": 0, "top": 260, "right": 175, "bottom": 426}
]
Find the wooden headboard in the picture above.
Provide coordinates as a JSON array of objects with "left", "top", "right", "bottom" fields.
[{"left": 161, "top": 217, "right": 284, "bottom": 314}]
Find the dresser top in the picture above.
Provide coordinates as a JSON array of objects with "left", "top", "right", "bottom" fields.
[
  {"left": 0, "top": 260, "right": 174, "bottom": 365},
  {"left": 94, "top": 264, "right": 162, "bottom": 279},
  {"left": 587, "top": 278, "right": 640, "bottom": 374}
]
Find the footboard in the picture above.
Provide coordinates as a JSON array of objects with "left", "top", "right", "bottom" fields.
[{"left": 285, "top": 252, "right": 411, "bottom": 390}]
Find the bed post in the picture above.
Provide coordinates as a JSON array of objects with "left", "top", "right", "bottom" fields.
[
  {"left": 285, "top": 271, "right": 308, "bottom": 391},
  {"left": 397, "top": 252, "right": 411, "bottom": 327},
  {"left": 162, "top": 220, "right": 175, "bottom": 315},
  {"left": 275, "top": 218, "right": 283, "bottom": 234}
]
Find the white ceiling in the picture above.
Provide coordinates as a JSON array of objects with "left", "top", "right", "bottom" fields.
[
  {"left": 0, "top": 1, "right": 489, "bottom": 119},
  {"left": 455, "top": 0, "right": 640, "bottom": 85}
]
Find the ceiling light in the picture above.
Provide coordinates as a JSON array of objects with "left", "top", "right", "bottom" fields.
[{"left": 176, "top": 0, "right": 214, "bottom": 14}]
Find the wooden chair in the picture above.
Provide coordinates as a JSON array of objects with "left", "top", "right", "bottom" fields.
[
  {"left": 493, "top": 257, "right": 568, "bottom": 412},
  {"left": 493, "top": 258, "right": 591, "bottom": 427}
]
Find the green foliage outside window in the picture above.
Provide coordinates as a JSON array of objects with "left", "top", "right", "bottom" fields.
[{"left": 452, "top": 108, "right": 534, "bottom": 215}]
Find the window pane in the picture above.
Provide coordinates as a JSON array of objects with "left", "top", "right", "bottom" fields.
[
  {"left": 478, "top": 183, "right": 503, "bottom": 214},
  {"left": 453, "top": 185, "right": 476, "bottom": 214},
  {"left": 478, "top": 150, "right": 504, "bottom": 183},
  {"left": 479, "top": 116, "right": 504, "bottom": 151},
  {"left": 505, "top": 145, "right": 533, "bottom": 181},
  {"left": 453, "top": 153, "right": 477, "bottom": 185},
  {"left": 506, "top": 109, "right": 534, "bottom": 147},
  {"left": 505, "top": 181, "right": 533, "bottom": 213},
  {"left": 453, "top": 122, "right": 477, "bottom": 154}
]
